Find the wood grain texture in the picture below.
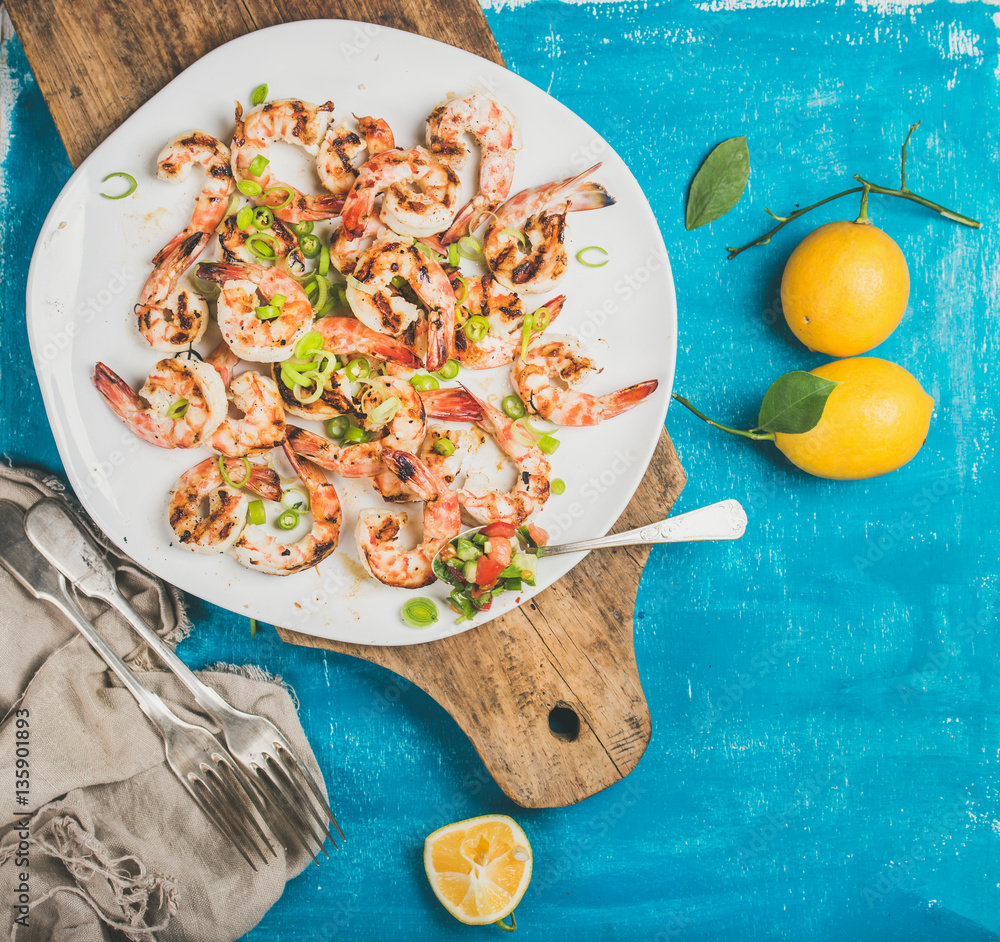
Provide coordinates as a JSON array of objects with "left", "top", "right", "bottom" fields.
[
  {"left": 7, "top": 0, "right": 683, "bottom": 808},
  {"left": 5, "top": 0, "right": 503, "bottom": 168},
  {"left": 278, "top": 429, "right": 685, "bottom": 807}
]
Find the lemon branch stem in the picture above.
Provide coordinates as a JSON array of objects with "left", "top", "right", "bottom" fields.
[
  {"left": 494, "top": 913, "right": 517, "bottom": 932},
  {"left": 726, "top": 122, "right": 982, "bottom": 260},
  {"left": 672, "top": 394, "right": 776, "bottom": 441}
]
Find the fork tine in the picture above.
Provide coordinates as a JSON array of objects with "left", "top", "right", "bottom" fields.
[
  {"left": 263, "top": 751, "right": 337, "bottom": 853},
  {"left": 181, "top": 775, "right": 258, "bottom": 870},
  {"left": 212, "top": 757, "right": 278, "bottom": 859},
  {"left": 196, "top": 769, "right": 271, "bottom": 867},
  {"left": 258, "top": 755, "right": 332, "bottom": 858},
  {"left": 276, "top": 743, "right": 346, "bottom": 843},
  {"left": 249, "top": 765, "right": 323, "bottom": 866}
]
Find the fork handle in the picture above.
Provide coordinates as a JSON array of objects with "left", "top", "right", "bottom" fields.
[
  {"left": 47, "top": 575, "right": 178, "bottom": 733},
  {"left": 99, "top": 589, "right": 234, "bottom": 720}
]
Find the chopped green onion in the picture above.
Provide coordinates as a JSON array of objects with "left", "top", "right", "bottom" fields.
[
  {"left": 224, "top": 193, "right": 241, "bottom": 216},
  {"left": 344, "top": 427, "right": 370, "bottom": 444},
  {"left": 264, "top": 185, "right": 294, "bottom": 209},
  {"left": 369, "top": 396, "right": 401, "bottom": 426},
  {"left": 434, "top": 359, "right": 460, "bottom": 381},
  {"left": 409, "top": 374, "right": 440, "bottom": 392},
  {"left": 218, "top": 455, "right": 251, "bottom": 489},
  {"left": 248, "top": 499, "right": 266, "bottom": 525},
  {"left": 272, "top": 293, "right": 286, "bottom": 309},
  {"left": 280, "top": 362, "right": 311, "bottom": 389},
  {"left": 282, "top": 487, "right": 310, "bottom": 512},
  {"left": 346, "top": 273, "right": 377, "bottom": 296},
  {"left": 246, "top": 232, "right": 278, "bottom": 260},
  {"left": 457, "top": 236, "right": 484, "bottom": 261},
  {"left": 236, "top": 205, "right": 254, "bottom": 231},
  {"left": 415, "top": 240, "right": 445, "bottom": 262},
  {"left": 294, "top": 330, "right": 324, "bottom": 360},
  {"left": 256, "top": 305, "right": 279, "bottom": 320},
  {"left": 448, "top": 242, "right": 461, "bottom": 267},
  {"left": 433, "top": 438, "right": 456, "bottom": 457},
  {"left": 576, "top": 245, "right": 609, "bottom": 267},
  {"left": 345, "top": 357, "right": 370, "bottom": 381},
  {"left": 276, "top": 509, "right": 299, "bottom": 530},
  {"left": 250, "top": 617, "right": 258, "bottom": 637},
  {"left": 304, "top": 274, "right": 330, "bottom": 311},
  {"left": 551, "top": 478, "right": 566, "bottom": 495},
  {"left": 293, "top": 379, "right": 325, "bottom": 404},
  {"left": 401, "top": 597, "right": 439, "bottom": 628},
  {"left": 318, "top": 245, "right": 330, "bottom": 277},
  {"left": 471, "top": 532, "right": 489, "bottom": 547},
  {"left": 326, "top": 416, "right": 351, "bottom": 439},
  {"left": 251, "top": 83, "right": 268, "bottom": 106},
  {"left": 519, "top": 314, "right": 535, "bottom": 362},
  {"left": 532, "top": 306, "right": 552, "bottom": 331},
  {"left": 538, "top": 433, "right": 561, "bottom": 455},
  {"left": 248, "top": 154, "right": 270, "bottom": 178},
  {"left": 390, "top": 275, "right": 407, "bottom": 289},
  {"left": 499, "top": 227, "right": 528, "bottom": 249},
  {"left": 291, "top": 221, "right": 314, "bottom": 236},
  {"left": 100, "top": 171, "right": 137, "bottom": 199},
  {"left": 464, "top": 315, "right": 490, "bottom": 343},
  {"left": 252, "top": 206, "right": 274, "bottom": 229},
  {"left": 454, "top": 274, "right": 469, "bottom": 304},
  {"left": 511, "top": 418, "right": 537, "bottom": 447},
  {"left": 166, "top": 398, "right": 189, "bottom": 419},
  {"left": 299, "top": 234, "right": 321, "bottom": 258},
  {"left": 449, "top": 589, "right": 476, "bottom": 624},
  {"left": 237, "top": 179, "right": 263, "bottom": 198},
  {"left": 502, "top": 395, "right": 526, "bottom": 420}
]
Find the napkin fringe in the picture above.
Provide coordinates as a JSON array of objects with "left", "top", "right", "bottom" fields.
[{"left": 2, "top": 813, "right": 178, "bottom": 942}]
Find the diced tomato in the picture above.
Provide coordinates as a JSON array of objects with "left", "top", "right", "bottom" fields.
[
  {"left": 488, "top": 537, "right": 513, "bottom": 569},
  {"left": 475, "top": 555, "right": 505, "bottom": 586},
  {"left": 527, "top": 524, "right": 549, "bottom": 546},
  {"left": 482, "top": 522, "right": 517, "bottom": 539}
]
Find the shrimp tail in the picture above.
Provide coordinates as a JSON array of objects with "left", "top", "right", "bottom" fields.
[
  {"left": 441, "top": 201, "right": 477, "bottom": 245},
  {"left": 141, "top": 231, "right": 210, "bottom": 305},
  {"left": 380, "top": 449, "right": 438, "bottom": 502},
  {"left": 205, "top": 338, "right": 240, "bottom": 386},
  {"left": 420, "top": 388, "right": 485, "bottom": 423},
  {"left": 554, "top": 163, "right": 616, "bottom": 212},
  {"left": 93, "top": 362, "right": 141, "bottom": 418},
  {"left": 195, "top": 260, "right": 249, "bottom": 285},
  {"left": 152, "top": 227, "right": 196, "bottom": 266},
  {"left": 599, "top": 379, "right": 660, "bottom": 420},
  {"left": 243, "top": 465, "right": 283, "bottom": 502},
  {"left": 536, "top": 294, "right": 565, "bottom": 325},
  {"left": 286, "top": 427, "right": 341, "bottom": 470},
  {"left": 293, "top": 193, "right": 346, "bottom": 222}
]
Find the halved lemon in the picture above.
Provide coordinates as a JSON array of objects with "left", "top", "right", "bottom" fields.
[{"left": 424, "top": 814, "right": 533, "bottom": 926}]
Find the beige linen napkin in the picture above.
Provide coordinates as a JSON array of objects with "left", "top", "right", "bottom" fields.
[{"left": 0, "top": 465, "right": 325, "bottom": 941}]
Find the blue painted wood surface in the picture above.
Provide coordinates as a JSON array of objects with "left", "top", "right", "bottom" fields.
[{"left": 2, "top": 2, "right": 999, "bottom": 938}]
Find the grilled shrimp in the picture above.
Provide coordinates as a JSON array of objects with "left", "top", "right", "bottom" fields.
[
  {"left": 216, "top": 214, "right": 305, "bottom": 274},
  {"left": 136, "top": 232, "right": 211, "bottom": 351},
  {"left": 484, "top": 163, "right": 615, "bottom": 294},
  {"left": 93, "top": 358, "right": 226, "bottom": 449},
  {"left": 346, "top": 237, "right": 456, "bottom": 371},
  {"left": 154, "top": 131, "right": 235, "bottom": 261},
  {"left": 271, "top": 316, "right": 421, "bottom": 421},
  {"left": 286, "top": 376, "right": 426, "bottom": 494},
  {"left": 196, "top": 260, "right": 314, "bottom": 362},
  {"left": 230, "top": 442, "right": 341, "bottom": 576},
  {"left": 317, "top": 115, "right": 395, "bottom": 197},
  {"left": 168, "top": 456, "right": 281, "bottom": 554},
  {"left": 356, "top": 449, "right": 461, "bottom": 589},
  {"left": 510, "top": 339, "right": 659, "bottom": 426},
  {"left": 426, "top": 93, "right": 521, "bottom": 244},
  {"left": 454, "top": 276, "right": 564, "bottom": 370},
  {"left": 457, "top": 387, "right": 550, "bottom": 526},
  {"left": 231, "top": 100, "right": 342, "bottom": 224},
  {"left": 340, "top": 147, "right": 461, "bottom": 239}
]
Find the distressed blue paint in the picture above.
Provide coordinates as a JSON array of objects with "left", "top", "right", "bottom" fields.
[{"left": 2, "top": 2, "right": 999, "bottom": 939}]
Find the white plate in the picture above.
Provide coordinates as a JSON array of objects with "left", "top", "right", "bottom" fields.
[{"left": 26, "top": 20, "right": 675, "bottom": 647}]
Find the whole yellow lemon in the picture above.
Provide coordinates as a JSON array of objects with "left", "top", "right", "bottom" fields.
[
  {"left": 780, "top": 220, "right": 910, "bottom": 357},
  {"left": 774, "top": 357, "right": 933, "bottom": 480}
]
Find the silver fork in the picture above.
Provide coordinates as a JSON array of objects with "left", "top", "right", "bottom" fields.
[
  {"left": 24, "top": 498, "right": 344, "bottom": 861},
  {"left": 0, "top": 500, "right": 272, "bottom": 870}
]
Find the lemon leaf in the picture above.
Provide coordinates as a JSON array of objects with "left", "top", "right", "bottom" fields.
[
  {"left": 756, "top": 371, "right": 841, "bottom": 434},
  {"left": 685, "top": 136, "right": 750, "bottom": 230}
]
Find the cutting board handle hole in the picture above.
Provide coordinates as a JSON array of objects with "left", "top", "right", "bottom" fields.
[{"left": 548, "top": 703, "right": 580, "bottom": 742}]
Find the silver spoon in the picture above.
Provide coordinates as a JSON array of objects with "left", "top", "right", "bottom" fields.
[{"left": 436, "top": 498, "right": 747, "bottom": 567}]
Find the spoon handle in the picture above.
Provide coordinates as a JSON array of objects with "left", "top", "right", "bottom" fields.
[{"left": 539, "top": 499, "right": 748, "bottom": 558}]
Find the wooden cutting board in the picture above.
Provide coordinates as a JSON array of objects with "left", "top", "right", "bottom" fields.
[{"left": 8, "top": 0, "right": 686, "bottom": 808}]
